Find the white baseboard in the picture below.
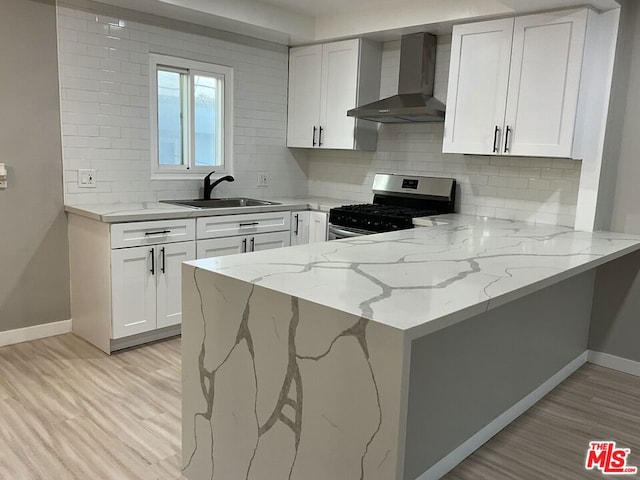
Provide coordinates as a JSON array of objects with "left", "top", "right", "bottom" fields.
[
  {"left": 416, "top": 351, "right": 588, "bottom": 480},
  {"left": 0, "top": 319, "right": 72, "bottom": 348},
  {"left": 587, "top": 350, "right": 640, "bottom": 377}
]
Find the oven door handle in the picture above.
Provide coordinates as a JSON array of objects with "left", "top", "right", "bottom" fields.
[{"left": 329, "top": 225, "right": 366, "bottom": 238}]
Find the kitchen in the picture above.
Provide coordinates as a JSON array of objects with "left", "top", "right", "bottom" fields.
[{"left": 2, "top": 0, "right": 640, "bottom": 479}]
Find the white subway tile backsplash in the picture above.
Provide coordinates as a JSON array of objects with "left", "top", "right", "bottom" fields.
[
  {"left": 58, "top": 3, "right": 580, "bottom": 225},
  {"left": 306, "top": 41, "right": 581, "bottom": 227},
  {"left": 58, "top": 2, "right": 307, "bottom": 204}
]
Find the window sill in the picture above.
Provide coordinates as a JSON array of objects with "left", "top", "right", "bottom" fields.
[{"left": 151, "top": 172, "right": 230, "bottom": 181}]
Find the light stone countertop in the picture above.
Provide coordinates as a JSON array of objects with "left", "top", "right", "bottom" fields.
[
  {"left": 64, "top": 196, "right": 352, "bottom": 223},
  {"left": 188, "top": 214, "right": 640, "bottom": 339}
]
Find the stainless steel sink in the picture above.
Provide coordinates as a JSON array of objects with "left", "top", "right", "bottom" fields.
[{"left": 161, "top": 198, "right": 281, "bottom": 209}]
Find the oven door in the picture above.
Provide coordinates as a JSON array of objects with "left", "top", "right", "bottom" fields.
[{"left": 328, "top": 224, "right": 376, "bottom": 240}]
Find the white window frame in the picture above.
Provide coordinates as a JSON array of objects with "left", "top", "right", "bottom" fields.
[{"left": 150, "top": 53, "right": 234, "bottom": 180}]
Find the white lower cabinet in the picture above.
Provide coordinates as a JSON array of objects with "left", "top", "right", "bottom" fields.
[
  {"left": 111, "top": 241, "right": 195, "bottom": 339},
  {"left": 69, "top": 209, "right": 314, "bottom": 353},
  {"left": 309, "top": 211, "right": 329, "bottom": 243},
  {"left": 196, "top": 212, "right": 292, "bottom": 260},
  {"left": 290, "top": 211, "right": 310, "bottom": 246},
  {"left": 68, "top": 215, "right": 197, "bottom": 354},
  {"left": 197, "top": 231, "right": 290, "bottom": 260},
  {"left": 253, "top": 231, "right": 291, "bottom": 252},
  {"left": 291, "top": 211, "right": 328, "bottom": 246},
  {"left": 197, "top": 235, "right": 244, "bottom": 259},
  {"left": 111, "top": 246, "right": 157, "bottom": 339},
  {"left": 157, "top": 242, "right": 196, "bottom": 328}
]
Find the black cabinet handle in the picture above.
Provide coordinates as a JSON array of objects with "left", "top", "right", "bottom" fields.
[
  {"left": 242, "top": 238, "right": 247, "bottom": 253},
  {"left": 504, "top": 126, "right": 511, "bottom": 153},
  {"left": 492, "top": 126, "right": 499, "bottom": 153},
  {"left": 239, "top": 222, "right": 259, "bottom": 227},
  {"left": 145, "top": 230, "right": 171, "bottom": 236},
  {"left": 161, "top": 247, "right": 165, "bottom": 274},
  {"left": 318, "top": 126, "right": 323, "bottom": 146},
  {"left": 250, "top": 237, "right": 255, "bottom": 252},
  {"left": 312, "top": 126, "right": 317, "bottom": 146},
  {"left": 150, "top": 248, "right": 155, "bottom": 275},
  {"left": 294, "top": 214, "right": 299, "bottom": 235}
]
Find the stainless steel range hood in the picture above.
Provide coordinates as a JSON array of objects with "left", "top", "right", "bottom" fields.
[{"left": 347, "top": 32, "right": 445, "bottom": 123}]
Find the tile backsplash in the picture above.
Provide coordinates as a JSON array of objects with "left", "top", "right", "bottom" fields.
[
  {"left": 57, "top": 6, "right": 581, "bottom": 226},
  {"left": 307, "top": 39, "right": 581, "bottom": 226},
  {"left": 57, "top": 1, "right": 308, "bottom": 205}
]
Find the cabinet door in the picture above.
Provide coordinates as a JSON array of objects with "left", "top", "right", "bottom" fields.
[
  {"left": 287, "top": 45, "right": 322, "bottom": 148},
  {"left": 156, "top": 242, "right": 195, "bottom": 329},
  {"left": 249, "top": 231, "right": 291, "bottom": 252},
  {"left": 309, "top": 211, "right": 328, "bottom": 243},
  {"left": 504, "top": 10, "right": 587, "bottom": 157},
  {"left": 111, "top": 246, "right": 156, "bottom": 339},
  {"left": 290, "top": 211, "right": 310, "bottom": 246},
  {"left": 197, "top": 236, "right": 244, "bottom": 260},
  {"left": 443, "top": 18, "right": 514, "bottom": 154},
  {"left": 319, "top": 39, "right": 360, "bottom": 149}
]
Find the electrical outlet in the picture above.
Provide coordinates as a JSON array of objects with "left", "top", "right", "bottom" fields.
[
  {"left": 257, "top": 172, "right": 269, "bottom": 187},
  {"left": 78, "top": 169, "right": 96, "bottom": 188}
]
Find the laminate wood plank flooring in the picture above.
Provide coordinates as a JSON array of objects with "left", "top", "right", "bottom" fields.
[
  {"left": 0, "top": 333, "right": 185, "bottom": 480},
  {"left": 445, "top": 364, "right": 640, "bottom": 480},
  {"left": 1, "top": 333, "right": 639, "bottom": 479}
]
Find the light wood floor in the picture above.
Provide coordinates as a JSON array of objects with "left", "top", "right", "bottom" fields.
[
  {"left": 445, "top": 363, "right": 640, "bottom": 480},
  {"left": 0, "top": 333, "right": 184, "bottom": 480},
  {"left": 1, "top": 334, "right": 639, "bottom": 479}
]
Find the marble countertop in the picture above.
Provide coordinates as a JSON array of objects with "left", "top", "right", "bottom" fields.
[
  {"left": 188, "top": 214, "right": 640, "bottom": 339},
  {"left": 64, "top": 196, "right": 350, "bottom": 223}
]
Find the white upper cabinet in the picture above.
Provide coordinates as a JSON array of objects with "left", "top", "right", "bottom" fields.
[
  {"left": 286, "top": 45, "right": 323, "bottom": 148},
  {"left": 287, "top": 38, "right": 382, "bottom": 151},
  {"left": 505, "top": 10, "right": 587, "bottom": 157},
  {"left": 444, "top": 9, "right": 589, "bottom": 158},
  {"left": 319, "top": 41, "right": 359, "bottom": 149},
  {"left": 443, "top": 18, "right": 514, "bottom": 155}
]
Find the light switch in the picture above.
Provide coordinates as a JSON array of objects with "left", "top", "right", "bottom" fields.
[{"left": 0, "top": 163, "right": 7, "bottom": 189}]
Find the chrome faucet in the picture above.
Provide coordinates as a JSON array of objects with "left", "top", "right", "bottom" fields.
[{"left": 203, "top": 171, "right": 235, "bottom": 199}]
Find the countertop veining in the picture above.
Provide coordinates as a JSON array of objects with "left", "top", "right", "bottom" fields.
[{"left": 188, "top": 214, "right": 640, "bottom": 339}]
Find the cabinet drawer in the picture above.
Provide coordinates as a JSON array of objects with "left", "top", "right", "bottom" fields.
[
  {"left": 197, "top": 212, "right": 291, "bottom": 239},
  {"left": 111, "top": 219, "right": 196, "bottom": 249}
]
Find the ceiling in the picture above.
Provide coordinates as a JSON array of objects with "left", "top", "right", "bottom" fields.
[
  {"left": 251, "top": 0, "right": 398, "bottom": 17},
  {"left": 94, "top": 0, "right": 622, "bottom": 46}
]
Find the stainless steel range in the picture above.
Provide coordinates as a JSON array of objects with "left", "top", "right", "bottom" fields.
[{"left": 328, "top": 174, "right": 456, "bottom": 239}]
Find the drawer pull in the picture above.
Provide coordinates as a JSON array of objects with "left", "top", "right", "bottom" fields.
[
  {"left": 239, "top": 222, "right": 259, "bottom": 227},
  {"left": 144, "top": 230, "right": 171, "bottom": 236}
]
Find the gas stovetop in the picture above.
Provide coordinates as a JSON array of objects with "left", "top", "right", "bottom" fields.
[
  {"left": 329, "top": 204, "right": 440, "bottom": 233},
  {"left": 329, "top": 174, "right": 456, "bottom": 234}
]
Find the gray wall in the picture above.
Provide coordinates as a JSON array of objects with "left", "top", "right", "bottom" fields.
[
  {"left": 404, "top": 271, "right": 595, "bottom": 479},
  {"left": 0, "top": 0, "right": 70, "bottom": 332},
  {"left": 589, "top": 0, "right": 640, "bottom": 362}
]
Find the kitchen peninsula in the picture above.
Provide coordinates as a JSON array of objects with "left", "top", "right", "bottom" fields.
[{"left": 181, "top": 216, "right": 640, "bottom": 480}]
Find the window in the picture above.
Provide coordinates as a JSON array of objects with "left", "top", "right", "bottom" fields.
[{"left": 150, "top": 54, "right": 233, "bottom": 179}]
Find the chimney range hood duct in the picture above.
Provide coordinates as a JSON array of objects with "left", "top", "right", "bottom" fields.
[{"left": 347, "top": 32, "right": 445, "bottom": 123}]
